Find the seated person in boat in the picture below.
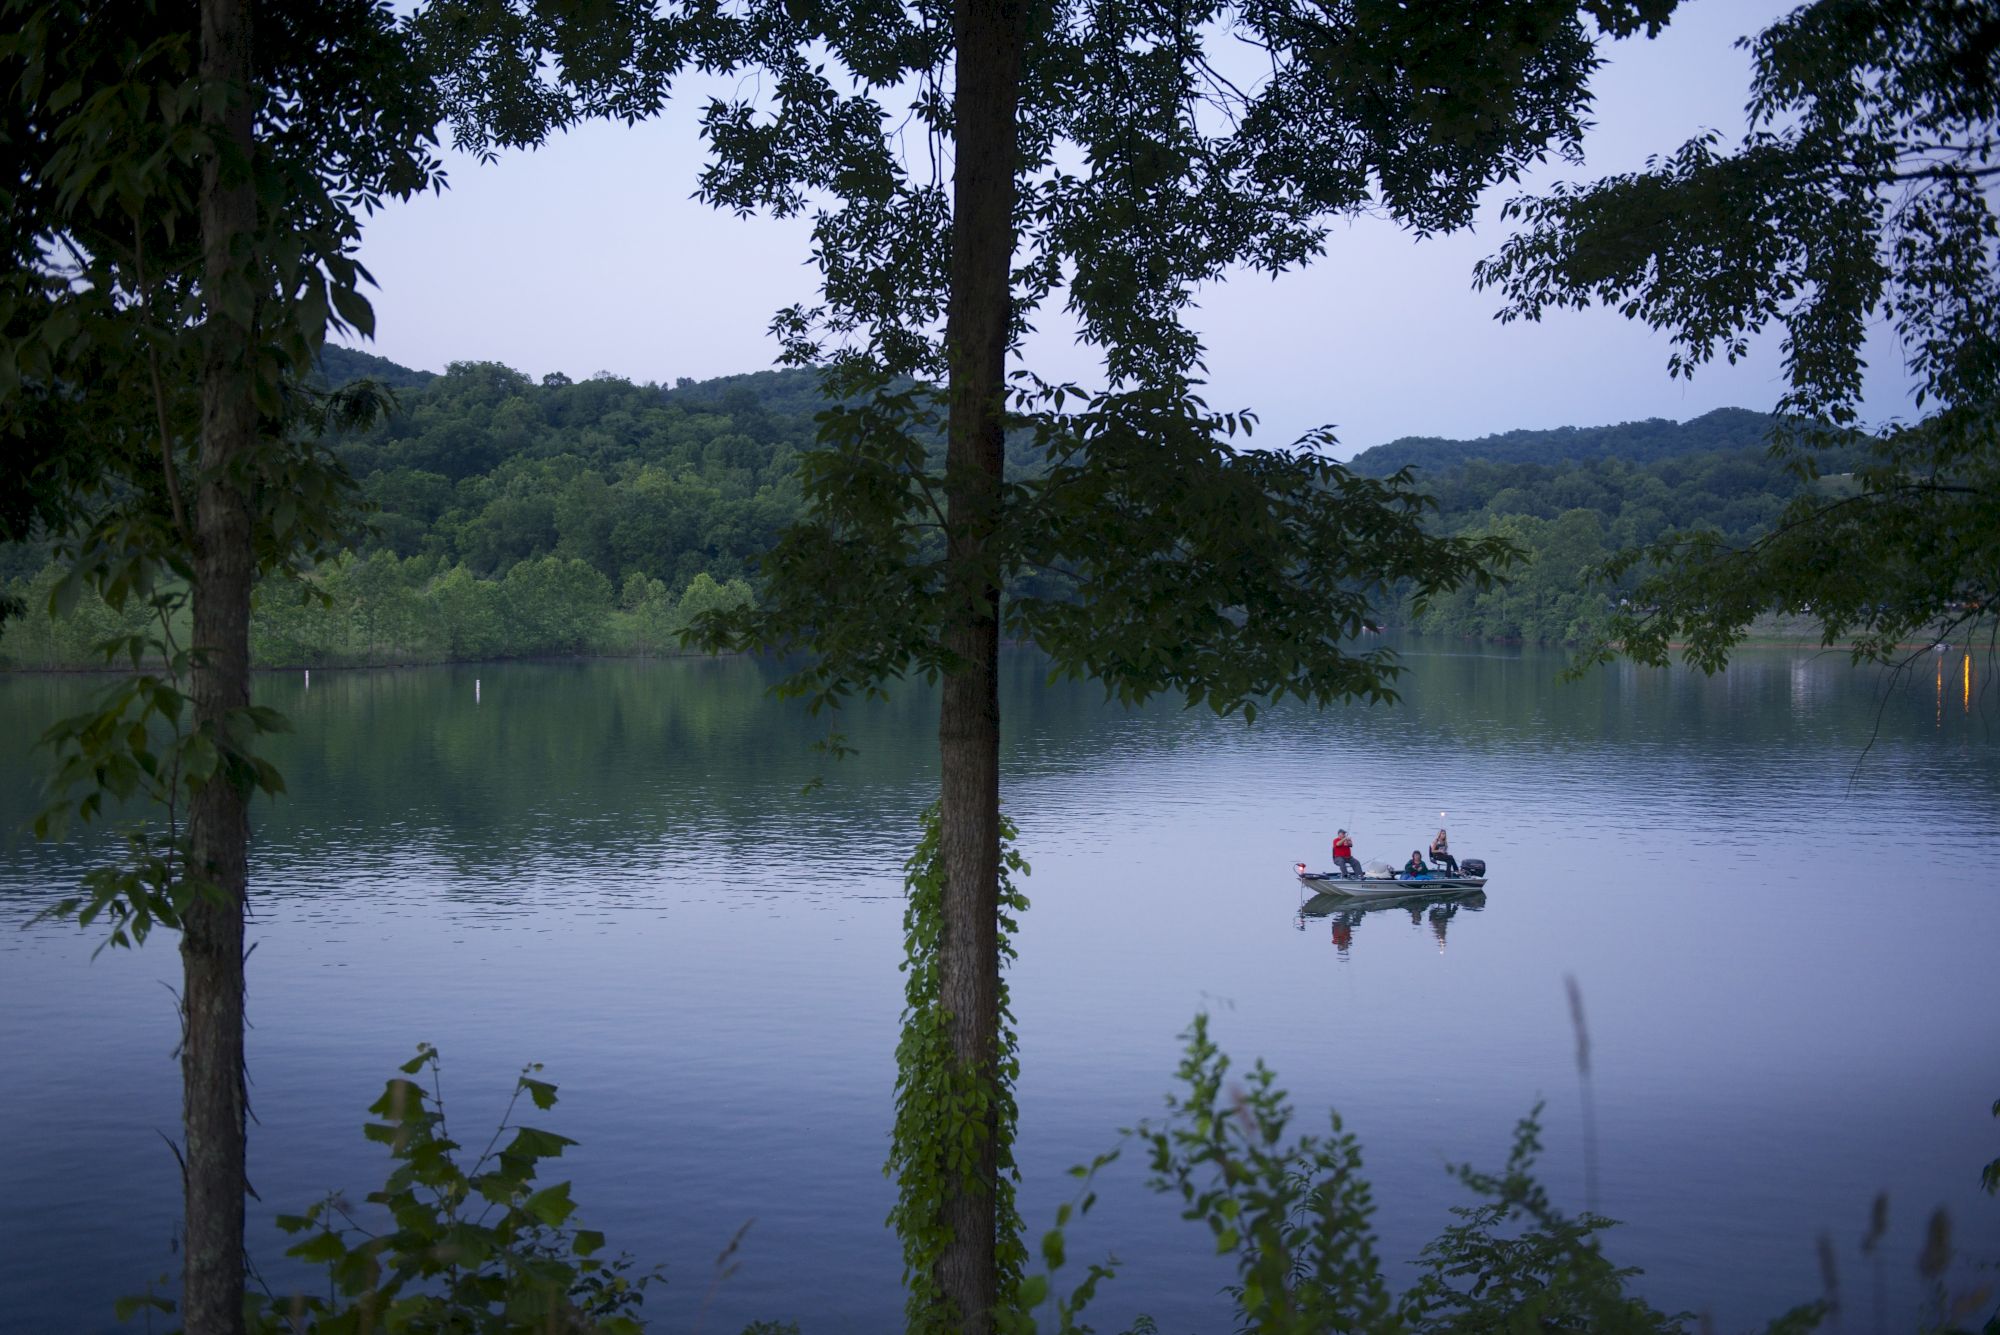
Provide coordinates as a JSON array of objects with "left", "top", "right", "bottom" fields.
[
  {"left": 1403, "top": 850, "right": 1429, "bottom": 878},
  {"left": 1429, "top": 827, "right": 1458, "bottom": 874},
  {"left": 1331, "top": 829, "right": 1361, "bottom": 876}
]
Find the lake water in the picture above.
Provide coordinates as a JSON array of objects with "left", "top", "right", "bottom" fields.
[{"left": 3, "top": 644, "right": 1997, "bottom": 1333}]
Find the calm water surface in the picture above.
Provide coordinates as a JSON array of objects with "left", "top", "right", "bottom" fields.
[{"left": 3, "top": 644, "right": 1997, "bottom": 1333}]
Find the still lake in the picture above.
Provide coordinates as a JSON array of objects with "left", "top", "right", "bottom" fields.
[{"left": 2, "top": 644, "right": 1996, "bottom": 1333}]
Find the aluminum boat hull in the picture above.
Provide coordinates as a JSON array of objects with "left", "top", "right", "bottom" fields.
[{"left": 1296, "top": 870, "right": 1487, "bottom": 898}]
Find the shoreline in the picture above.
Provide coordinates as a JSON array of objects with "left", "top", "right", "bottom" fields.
[
  {"left": 0, "top": 647, "right": 745, "bottom": 676},
  {"left": 5, "top": 633, "right": 1976, "bottom": 677}
]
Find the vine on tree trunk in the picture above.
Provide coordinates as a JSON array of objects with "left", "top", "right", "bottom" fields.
[{"left": 887, "top": 802, "right": 1030, "bottom": 1332}]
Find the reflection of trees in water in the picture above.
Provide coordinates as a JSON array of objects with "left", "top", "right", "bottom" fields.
[
  {"left": 4, "top": 642, "right": 1994, "bottom": 899},
  {"left": 1297, "top": 890, "right": 1487, "bottom": 960},
  {"left": 1342, "top": 641, "right": 2000, "bottom": 828},
  {"left": 248, "top": 658, "right": 939, "bottom": 878},
  {"left": 0, "top": 652, "right": 1240, "bottom": 897},
  {"left": 1397, "top": 640, "right": 1993, "bottom": 749},
  {"left": 0, "top": 653, "right": 1177, "bottom": 903}
]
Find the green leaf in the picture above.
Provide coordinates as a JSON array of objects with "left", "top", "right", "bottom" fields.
[
  {"left": 113, "top": 1293, "right": 174, "bottom": 1321},
  {"left": 1040, "top": 1227, "right": 1066, "bottom": 1270},
  {"left": 503, "top": 1126, "right": 577, "bottom": 1161},
  {"left": 329, "top": 281, "right": 375, "bottom": 334},
  {"left": 524, "top": 1181, "right": 576, "bottom": 1227},
  {"left": 290, "top": 1230, "right": 349, "bottom": 1264},
  {"left": 369, "top": 1077, "right": 426, "bottom": 1119},
  {"left": 474, "top": 1171, "right": 520, "bottom": 1206}
]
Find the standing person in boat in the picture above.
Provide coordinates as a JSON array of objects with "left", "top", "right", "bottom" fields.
[
  {"left": 1403, "top": 849, "right": 1429, "bottom": 879},
  {"left": 1331, "top": 829, "right": 1361, "bottom": 877},
  {"left": 1429, "top": 827, "right": 1458, "bottom": 874}
]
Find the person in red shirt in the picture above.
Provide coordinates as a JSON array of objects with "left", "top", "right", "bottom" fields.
[{"left": 1331, "top": 829, "right": 1360, "bottom": 876}]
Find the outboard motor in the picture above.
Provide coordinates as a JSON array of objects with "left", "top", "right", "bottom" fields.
[{"left": 1460, "top": 858, "right": 1486, "bottom": 877}]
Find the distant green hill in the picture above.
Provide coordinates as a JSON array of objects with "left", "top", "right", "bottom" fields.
[
  {"left": 1346, "top": 406, "right": 1776, "bottom": 476},
  {"left": 317, "top": 344, "right": 438, "bottom": 392},
  {"left": 0, "top": 356, "right": 1880, "bottom": 666},
  {"left": 659, "top": 367, "right": 833, "bottom": 419},
  {"left": 318, "top": 349, "right": 829, "bottom": 417}
]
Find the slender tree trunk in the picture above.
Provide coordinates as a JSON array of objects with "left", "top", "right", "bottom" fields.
[
  {"left": 936, "top": 0, "right": 1023, "bottom": 1326},
  {"left": 184, "top": 0, "right": 256, "bottom": 1328}
]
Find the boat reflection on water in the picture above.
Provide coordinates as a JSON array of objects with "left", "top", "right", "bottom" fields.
[{"left": 1296, "top": 889, "right": 1488, "bottom": 959}]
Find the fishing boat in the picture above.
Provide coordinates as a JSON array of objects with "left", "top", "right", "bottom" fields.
[{"left": 1293, "top": 857, "right": 1487, "bottom": 898}]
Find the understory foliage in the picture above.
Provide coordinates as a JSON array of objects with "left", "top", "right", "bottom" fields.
[
  {"left": 1132, "top": 1013, "right": 1404, "bottom": 1332},
  {"left": 107, "top": 1024, "right": 1998, "bottom": 1333},
  {"left": 117, "top": 1044, "right": 810, "bottom": 1334},
  {"left": 1018, "top": 1015, "right": 1997, "bottom": 1335},
  {"left": 1401, "top": 1115, "right": 1718, "bottom": 1335},
  {"left": 1016, "top": 1013, "right": 1706, "bottom": 1335},
  {"left": 224, "top": 1046, "right": 657, "bottom": 1334},
  {"left": 889, "top": 803, "right": 1032, "bottom": 1331}
]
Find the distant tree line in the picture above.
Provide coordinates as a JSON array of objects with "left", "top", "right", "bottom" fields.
[
  {"left": 1, "top": 353, "right": 788, "bottom": 667},
  {"left": 1346, "top": 406, "right": 1780, "bottom": 476},
  {"left": 0, "top": 553, "right": 755, "bottom": 669},
  {"left": 1370, "top": 412, "right": 1872, "bottom": 644},
  {"left": 0, "top": 368, "right": 1876, "bottom": 667},
  {"left": 332, "top": 356, "right": 811, "bottom": 596},
  {"left": 0, "top": 353, "right": 1053, "bottom": 669}
]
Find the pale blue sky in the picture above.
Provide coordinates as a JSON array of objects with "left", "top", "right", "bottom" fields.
[{"left": 339, "top": 0, "right": 1919, "bottom": 454}]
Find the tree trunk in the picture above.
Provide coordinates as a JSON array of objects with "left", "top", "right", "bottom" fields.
[
  {"left": 184, "top": 0, "right": 256, "bottom": 1329},
  {"left": 936, "top": 0, "right": 1023, "bottom": 1326}
]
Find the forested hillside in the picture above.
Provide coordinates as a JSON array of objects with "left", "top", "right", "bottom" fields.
[
  {"left": 0, "top": 354, "right": 1857, "bottom": 666},
  {"left": 1401, "top": 424, "right": 1869, "bottom": 644},
  {"left": 1347, "top": 407, "right": 1778, "bottom": 476},
  {"left": 317, "top": 344, "right": 437, "bottom": 392},
  {"left": 334, "top": 360, "right": 815, "bottom": 592},
  {"left": 2, "top": 358, "right": 823, "bottom": 666}
]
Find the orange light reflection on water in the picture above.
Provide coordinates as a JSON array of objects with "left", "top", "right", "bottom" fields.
[{"left": 1940, "top": 649, "right": 1978, "bottom": 721}]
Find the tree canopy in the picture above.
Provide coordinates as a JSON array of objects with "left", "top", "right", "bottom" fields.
[{"left": 1475, "top": 0, "right": 2000, "bottom": 670}]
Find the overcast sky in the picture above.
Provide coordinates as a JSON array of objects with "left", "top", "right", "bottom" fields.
[{"left": 337, "top": 0, "right": 1919, "bottom": 456}]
